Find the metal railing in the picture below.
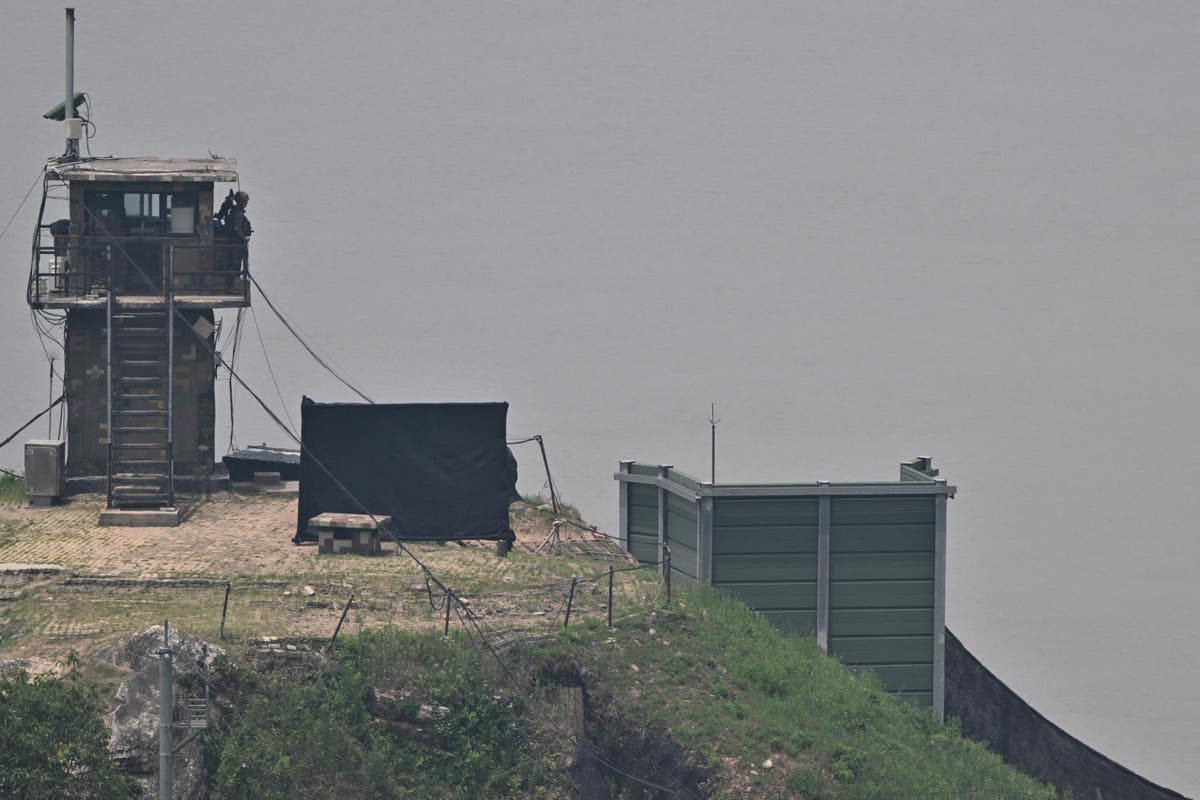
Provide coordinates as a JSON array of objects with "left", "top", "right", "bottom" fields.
[{"left": 28, "top": 231, "right": 250, "bottom": 305}]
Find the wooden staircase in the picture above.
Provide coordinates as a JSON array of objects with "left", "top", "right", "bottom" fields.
[{"left": 108, "top": 308, "right": 174, "bottom": 509}]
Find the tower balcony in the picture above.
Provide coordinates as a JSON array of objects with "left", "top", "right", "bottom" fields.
[{"left": 28, "top": 235, "right": 251, "bottom": 310}]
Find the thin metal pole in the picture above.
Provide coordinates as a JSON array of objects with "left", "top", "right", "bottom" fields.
[
  {"left": 607, "top": 566, "right": 614, "bottom": 628},
  {"left": 708, "top": 404, "right": 720, "bottom": 485},
  {"left": 158, "top": 620, "right": 173, "bottom": 800},
  {"left": 219, "top": 582, "right": 231, "bottom": 640},
  {"left": 64, "top": 8, "right": 78, "bottom": 160},
  {"left": 443, "top": 591, "right": 452, "bottom": 636},
  {"left": 328, "top": 592, "right": 354, "bottom": 650},
  {"left": 166, "top": 245, "right": 175, "bottom": 508},
  {"left": 663, "top": 545, "right": 672, "bottom": 605},
  {"left": 105, "top": 281, "right": 113, "bottom": 508},
  {"left": 535, "top": 435, "right": 559, "bottom": 515},
  {"left": 564, "top": 577, "right": 578, "bottom": 630},
  {"left": 48, "top": 358, "right": 55, "bottom": 437}
]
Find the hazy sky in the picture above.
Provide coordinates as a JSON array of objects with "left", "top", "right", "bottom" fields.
[{"left": 2, "top": 2, "right": 1198, "bottom": 793}]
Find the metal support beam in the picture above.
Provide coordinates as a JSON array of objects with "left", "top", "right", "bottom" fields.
[
  {"left": 933, "top": 494, "right": 948, "bottom": 723},
  {"left": 618, "top": 460, "right": 632, "bottom": 551},
  {"left": 697, "top": 492, "right": 714, "bottom": 584},
  {"left": 816, "top": 495, "right": 831, "bottom": 653},
  {"left": 158, "top": 621, "right": 173, "bottom": 800},
  {"left": 657, "top": 465, "right": 671, "bottom": 577}
]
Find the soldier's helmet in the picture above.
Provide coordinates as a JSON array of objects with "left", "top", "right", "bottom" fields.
[{"left": 235, "top": 191, "right": 249, "bottom": 205}]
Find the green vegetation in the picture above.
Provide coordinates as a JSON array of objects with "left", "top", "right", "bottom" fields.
[
  {"left": 0, "top": 660, "right": 138, "bottom": 800},
  {"left": 0, "top": 472, "right": 23, "bottom": 503},
  {"left": 208, "top": 631, "right": 565, "bottom": 799},
  {"left": 205, "top": 586, "right": 1059, "bottom": 800},
  {"left": 548, "top": 584, "right": 1060, "bottom": 799}
]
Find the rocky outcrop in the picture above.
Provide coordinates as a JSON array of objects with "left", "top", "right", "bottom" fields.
[{"left": 103, "top": 626, "right": 223, "bottom": 800}]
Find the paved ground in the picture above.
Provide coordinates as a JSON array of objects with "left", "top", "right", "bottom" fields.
[
  {"left": 0, "top": 490, "right": 624, "bottom": 580},
  {"left": 0, "top": 490, "right": 305, "bottom": 578}
]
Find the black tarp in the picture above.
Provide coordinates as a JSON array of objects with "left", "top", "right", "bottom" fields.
[{"left": 295, "top": 398, "right": 515, "bottom": 543}]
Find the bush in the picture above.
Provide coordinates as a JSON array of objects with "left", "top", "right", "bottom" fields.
[{"left": 0, "top": 669, "right": 137, "bottom": 800}]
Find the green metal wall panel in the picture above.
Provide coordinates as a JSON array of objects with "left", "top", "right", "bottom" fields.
[
  {"left": 666, "top": 468, "right": 700, "bottom": 491},
  {"left": 829, "top": 635, "right": 933, "bottom": 665},
  {"left": 761, "top": 610, "right": 818, "bottom": 636},
  {"left": 714, "top": 498, "right": 820, "bottom": 526},
  {"left": 829, "top": 608, "right": 933, "bottom": 637},
  {"left": 627, "top": 483, "right": 659, "bottom": 565},
  {"left": 830, "top": 525, "right": 933, "bottom": 553},
  {"left": 718, "top": 581, "right": 817, "bottom": 611},
  {"left": 830, "top": 552, "right": 933, "bottom": 581},
  {"left": 712, "top": 526, "right": 818, "bottom": 555},
  {"left": 712, "top": 554, "right": 818, "bottom": 583},
  {"left": 629, "top": 463, "right": 659, "bottom": 477},
  {"left": 830, "top": 581, "right": 934, "bottom": 609},
  {"left": 850, "top": 664, "right": 934, "bottom": 692},
  {"left": 894, "top": 692, "right": 933, "bottom": 708}
]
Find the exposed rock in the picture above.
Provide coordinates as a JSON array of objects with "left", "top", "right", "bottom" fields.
[{"left": 104, "top": 626, "right": 224, "bottom": 800}]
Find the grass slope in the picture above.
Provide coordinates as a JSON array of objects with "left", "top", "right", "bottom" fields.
[{"left": 207, "top": 585, "right": 1059, "bottom": 800}]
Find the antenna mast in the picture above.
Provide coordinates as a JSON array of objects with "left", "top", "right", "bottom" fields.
[
  {"left": 709, "top": 403, "right": 720, "bottom": 484},
  {"left": 64, "top": 8, "right": 80, "bottom": 161}
]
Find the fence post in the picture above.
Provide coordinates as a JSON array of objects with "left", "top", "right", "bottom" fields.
[
  {"left": 564, "top": 576, "right": 578, "bottom": 630},
  {"left": 219, "top": 582, "right": 231, "bottom": 640},
  {"left": 328, "top": 591, "right": 354, "bottom": 651},
  {"left": 444, "top": 590, "right": 452, "bottom": 636},
  {"left": 607, "top": 566, "right": 614, "bottom": 628},
  {"left": 663, "top": 544, "right": 672, "bottom": 605}
]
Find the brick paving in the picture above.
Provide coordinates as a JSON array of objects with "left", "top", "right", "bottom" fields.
[{"left": 0, "top": 490, "right": 306, "bottom": 578}]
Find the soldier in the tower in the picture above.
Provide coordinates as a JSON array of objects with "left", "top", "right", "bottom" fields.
[{"left": 225, "top": 191, "right": 252, "bottom": 270}]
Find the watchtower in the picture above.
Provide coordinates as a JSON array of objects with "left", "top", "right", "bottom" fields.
[{"left": 27, "top": 158, "right": 250, "bottom": 510}]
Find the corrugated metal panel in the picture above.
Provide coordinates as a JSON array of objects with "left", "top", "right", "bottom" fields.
[
  {"left": 761, "top": 610, "right": 818, "bottom": 636},
  {"left": 628, "top": 483, "right": 659, "bottom": 565},
  {"left": 850, "top": 664, "right": 934, "bottom": 692},
  {"left": 830, "top": 608, "right": 933, "bottom": 637},
  {"left": 715, "top": 497, "right": 820, "bottom": 526},
  {"left": 712, "top": 554, "right": 818, "bottom": 583},
  {"left": 667, "top": 468, "right": 700, "bottom": 491},
  {"left": 829, "top": 635, "right": 933, "bottom": 665},
  {"left": 830, "top": 552, "right": 934, "bottom": 581},
  {"left": 712, "top": 526, "right": 818, "bottom": 554},
  {"left": 629, "top": 462, "right": 659, "bottom": 477},
  {"left": 830, "top": 581, "right": 934, "bottom": 609},
  {"left": 718, "top": 581, "right": 817, "bottom": 610}
]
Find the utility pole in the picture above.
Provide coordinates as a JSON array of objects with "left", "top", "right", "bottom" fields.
[
  {"left": 709, "top": 403, "right": 720, "bottom": 485},
  {"left": 158, "top": 620, "right": 173, "bottom": 800}
]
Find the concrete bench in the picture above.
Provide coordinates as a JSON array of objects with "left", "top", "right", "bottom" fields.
[{"left": 309, "top": 513, "right": 389, "bottom": 556}]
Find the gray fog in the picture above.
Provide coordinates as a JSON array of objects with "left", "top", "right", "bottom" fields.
[{"left": 2, "top": 2, "right": 1197, "bottom": 793}]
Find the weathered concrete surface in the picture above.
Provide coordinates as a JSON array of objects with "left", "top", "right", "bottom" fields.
[
  {"left": 103, "top": 626, "right": 223, "bottom": 800},
  {"left": 99, "top": 508, "right": 182, "bottom": 527}
]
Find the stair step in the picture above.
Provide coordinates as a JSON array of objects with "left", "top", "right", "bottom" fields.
[
  {"left": 119, "top": 377, "right": 163, "bottom": 385},
  {"left": 113, "top": 474, "right": 168, "bottom": 482},
  {"left": 112, "top": 443, "right": 168, "bottom": 449},
  {"left": 113, "top": 409, "right": 168, "bottom": 416},
  {"left": 111, "top": 459, "right": 169, "bottom": 466},
  {"left": 121, "top": 360, "right": 164, "bottom": 367}
]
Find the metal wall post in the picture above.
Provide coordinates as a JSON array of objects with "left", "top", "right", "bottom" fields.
[
  {"left": 697, "top": 491, "right": 714, "bottom": 585},
  {"left": 166, "top": 245, "right": 175, "bottom": 508},
  {"left": 663, "top": 544, "right": 672, "bottom": 605},
  {"left": 564, "top": 576, "right": 578, "bottom": 629},
  {"left": 816, "top": 494, "right": 831, "bottom": 654},
  {"left": 105, "top": 280, "right": 113, "bottom": 508},
  {"left": 607, "top": 566, "right": 614, "bottom": 628},
  {"left": 219, "top": 582, "right": 231, "bottom": 640},
  {"left": 933, "top": 493, "right": 948, "bottom": 723},
  {"left": 618, "top": 460, "right": 632, "bottom": 550},
  {"left": 656, "top": 465, "right": 671, "bottom": 579},
  {"left": 158, "top": 620, "right": 173, "bottom": 800}
]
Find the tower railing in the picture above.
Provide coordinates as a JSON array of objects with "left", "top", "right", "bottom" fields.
[{"left": 27, "top": 232, "right": 250, "bottom": 306}]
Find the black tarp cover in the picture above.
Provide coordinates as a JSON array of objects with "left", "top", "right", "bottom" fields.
[{"left": 295, "top": 398, "right": 515, "bottom": 543}]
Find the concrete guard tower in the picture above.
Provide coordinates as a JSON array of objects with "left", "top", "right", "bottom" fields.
[{"left": 26, "top": 11, "right": 251, "bottom": 524}]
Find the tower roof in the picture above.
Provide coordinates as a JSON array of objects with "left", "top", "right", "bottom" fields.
[{"left": 49, "top": 157, "right": 238, "bottom": 183}]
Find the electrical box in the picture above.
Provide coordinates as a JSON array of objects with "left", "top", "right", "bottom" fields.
[{"left": 24, "top": 439, "right": 65, "bottom": 505}]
